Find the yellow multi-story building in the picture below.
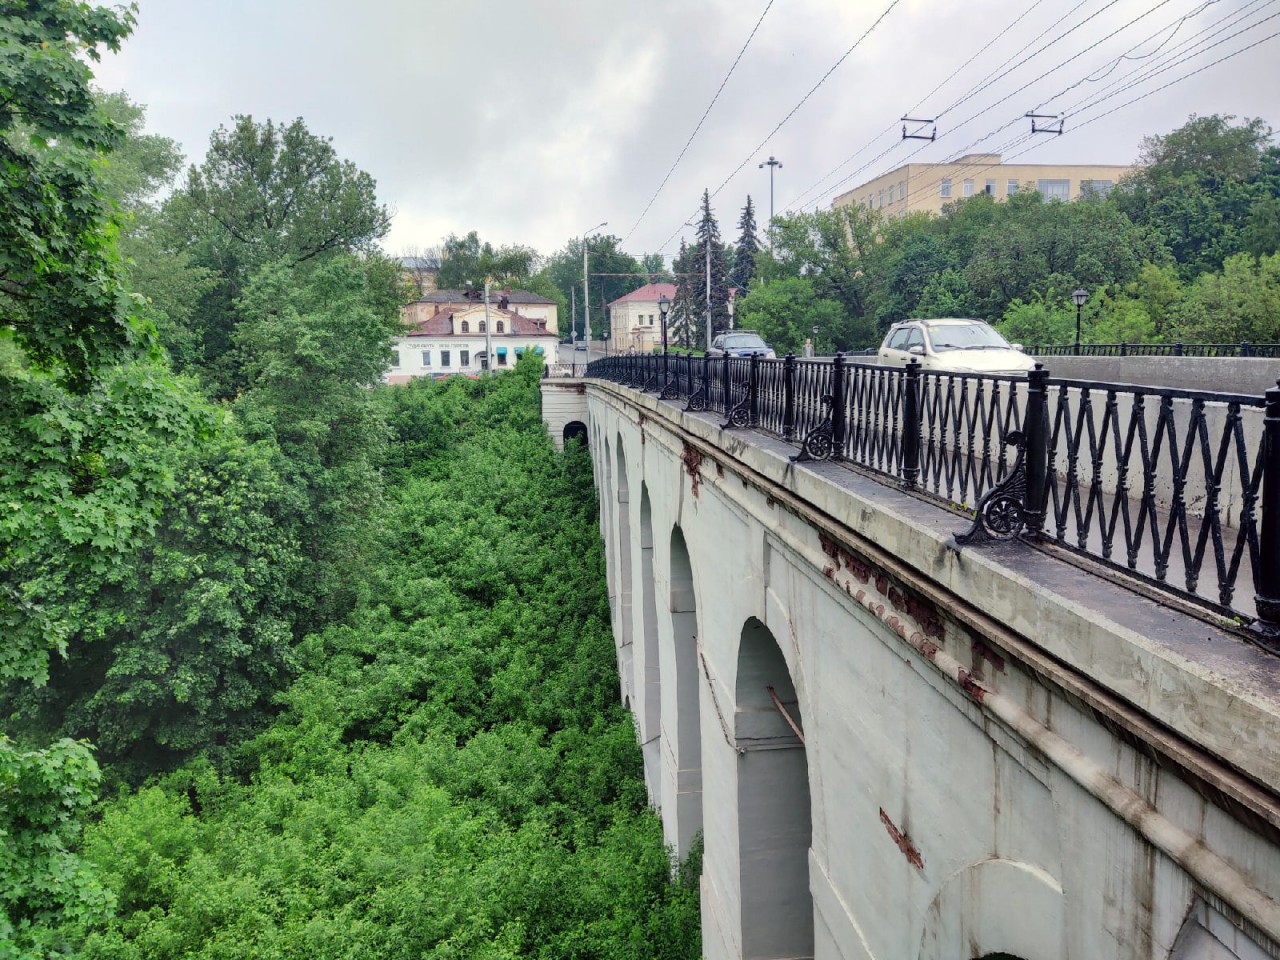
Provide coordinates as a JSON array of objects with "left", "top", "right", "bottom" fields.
[{"left": 832, "top": 154, "right": 1136, "bottom": 218}]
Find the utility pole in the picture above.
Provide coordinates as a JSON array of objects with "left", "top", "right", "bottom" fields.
[
  {"left": 704, "top": 235, "right": 712, "bottom": 351},
  {"left": 483, "top": 280, "right": 493, "bottom": 373},
  {"left": 571, "top": 286, "right": 576, "bottom": 341},
  {"left": 582, "top": 221, "right": 607, "bottom": 354},
  {"left": 759, "top": 155, "right": 783, "bottom": 227}
]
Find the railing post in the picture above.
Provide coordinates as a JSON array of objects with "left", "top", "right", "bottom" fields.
[
  {"left": 782, "top": 353, "right": 797, "bottom": 441},
  {"left": 1242, "top": 340, "right": 1252, "bottom": 358},
  {"left": 1023, "top": 363, "right": 1050, "bottom": 539},
  {"left": 748, "top": 352, "right": 760, "bottom": 425},
  {"left": 902, "top": 359, "right": 921, "bottom": 489},
  {"left": 1255, "top": 379, "right": 1280, "bottom": 631},
  {"left": 1175, "top": 341, "right": 1184, "bottom": 357},
  {"left": 1120, "top": 342, "right": 1128, "bottom": 357},
  {"left": 720, "top": 356, "right": 731, "bottom": 415},
  {"left": 831, "top": 352, "right": 847, "bottom": 460}
]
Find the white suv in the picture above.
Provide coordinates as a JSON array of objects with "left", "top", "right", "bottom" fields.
[{"left": 878, "top": 318, "right": 1035, "bottom": 376}]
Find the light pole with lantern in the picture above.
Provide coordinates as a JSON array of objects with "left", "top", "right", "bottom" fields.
[
  {"left": 582, "top": 221, "right": 607, "bottom": 353},
  {"left": 1073, "top": 288, "right": 1089, "bottom": 355},
  {"left": 658, "top": 292, "right": 670, "bottom": 387}
]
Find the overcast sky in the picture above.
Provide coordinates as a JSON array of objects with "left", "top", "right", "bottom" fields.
[{"left": 92, "top": 0, "right": 1280, "bottom": 262}]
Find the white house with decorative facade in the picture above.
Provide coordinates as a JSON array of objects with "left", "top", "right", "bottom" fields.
[{"left": 384, "top": 300, "right": 559, "bottom": 384}]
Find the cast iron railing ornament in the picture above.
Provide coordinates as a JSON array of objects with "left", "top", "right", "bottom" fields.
[
  {"left": 685, "top": 356, "right": 710, "bottom": 412},
  {"left": 954, "top": 431, "right": 1028, "bottom": 544},
  {"left": 792, "top": 395, "right": 835, "bottom": 462}
]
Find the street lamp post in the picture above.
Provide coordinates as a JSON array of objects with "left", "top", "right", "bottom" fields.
[
  {"left": 483, "top": 280, "right": 493, "bottom": 373},
  {"left": 759, "top": 155, "right": 783, "bottom": 229},
  {"left": 582, "top": 221, "right": 607, "bottom": 355},
  {"left": 1072, "top": 288, "right": 1089, "bottom": 356},
  {"left": 658, "top": 293, "right": 670, "bottom": 388}
]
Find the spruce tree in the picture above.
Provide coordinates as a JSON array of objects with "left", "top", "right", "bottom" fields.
[
  {"left": 732, "top": 195, "right": 761, "bottom": 291},
  {"left": 671, "top": 239, "right": 699, "bottom": 347},
  {"left": 690, "top": 189, "right": 731, "bottom": 348}
]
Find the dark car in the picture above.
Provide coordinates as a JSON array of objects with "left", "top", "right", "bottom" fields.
[{"left": 707, "top": 332, "right": 776, "bottom": 358}]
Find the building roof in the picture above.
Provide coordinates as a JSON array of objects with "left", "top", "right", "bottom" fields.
[
  {"left": 402, "top": 304, "right": 557, "bottom": 338},
  {"left": 397, "top": 255, "right": 442, "bottom": 270},
  {"left": 415, "top": 288, "right": 556, "bottom": 305},
  {"left": 608, "top": 282, "right": 678, "bottom": 307}
]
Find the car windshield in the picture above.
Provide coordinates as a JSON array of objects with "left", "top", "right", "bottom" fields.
[
  {"left": 926, "top": 323, "right": 1011, "bottom": 352},
  {"left": 723, "top": 334, "right": 767, "bottom": 349}
]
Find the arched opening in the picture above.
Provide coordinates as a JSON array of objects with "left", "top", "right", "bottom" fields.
[
  {"left": 613, "top": 439, "right": 634, "bottom": 701},
  {"left": 665, "top": 526, "right": 702, "bottom": 858},
  {"left": 734, "top": 617, "right": 813, "bottom": 960},
  {"left": 496, "top": 320, "right": 504, "bottom": 333},
  {"left": 638, "top": 484, "right": 662, "bottom": 804},
  {"left": 479, "top": 320, "right": 487, "bottom": 332},
  {"left": 461, "top": 320, "right": 469, "bottom": 332},
  {"left": 563, "top": 421, "right": 588, "bottom": 446}
]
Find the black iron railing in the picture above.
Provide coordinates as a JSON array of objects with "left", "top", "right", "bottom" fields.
[
  {"left": 1030, "top": 342, "right": 1280, "bottom": 358},
  {"left": 583, "top": 353, "right": 1280, "bottom": 633}
]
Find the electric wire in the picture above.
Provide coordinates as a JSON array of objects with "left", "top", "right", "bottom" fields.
[
  {"left": 621, "top": 0, "right": 777, "bottom": 246},
  {"left": 818, "top": 0, "right": 1272, "bottom": 214},
  {"left": 783, "top": 0, "right": 1054, "bottom": 212},
  {"left": 653, "top": 0, "right": 903, "bottom": 254}
]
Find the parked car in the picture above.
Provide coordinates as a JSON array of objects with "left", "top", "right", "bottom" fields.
[
  {"left": 878, "top": 318, "right": 1035, "bottom": 376},
  {"left": 574, "top": 338, "right": 587, "bottom": 352},
  {"left": 708, "top": 332, "right": 777, "bottom": 359}
]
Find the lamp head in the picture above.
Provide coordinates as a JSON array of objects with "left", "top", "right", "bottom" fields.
[
  {"left": 1073, "top": 288, "right": 1089, "bottom": 307},
  {"left": 658, "top": 293, "right": 669, "bottom": 317}
]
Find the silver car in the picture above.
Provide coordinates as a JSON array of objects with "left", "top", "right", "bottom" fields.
[
  {"left": 878, "top": 318, "right": 1035, "bottom": 376},
  {"left": 708, "top": 332, "right": 777, "bottom": 359}
]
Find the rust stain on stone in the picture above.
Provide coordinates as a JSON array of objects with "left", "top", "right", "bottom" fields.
[
  {"left": 875, "top": 573, "right": 889, "bottom": 595},
  {"left": 640, "top": 430, "right": 646, "bottom": 446},
  {"left": 823, "top": 565, "right": 836, "bottom": 579},
  {"left": 879, "top": 808, "right": 924, "bottom": 870},
  {"left": 575, "top": 383, "right": 586, "bottom": 395},
  {"left": 957, "top": 669, "right": 987, "bottom": 704},
  {"left": 974, "top": 641, "right": 1005, "bottom": 673},
  {"left": 715, "top": 461, "right": 725, "bottom": 478},
  {"left": 681, "top": 443, "right": 703, "bottom": 497}
]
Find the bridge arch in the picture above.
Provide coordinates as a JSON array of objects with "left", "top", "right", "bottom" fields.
[
  {"left": 733, "top": 616, "right": 814, "bottom": 960},
  {"left": 663, "top": 524, "right": 702, "bottom": 857},
  {"left": 916, "top": 858, "right": 1064, "bottom": 960},
  {"left": 612, "top": 437, "right": 634, "bottom": 707},
  {"left": 638, "top": 484, "right": 662, "bottom": 802},
  {"left": 562, "top": 420, "right": 588, "bottom": 446}
]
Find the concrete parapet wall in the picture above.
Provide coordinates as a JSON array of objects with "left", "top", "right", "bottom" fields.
[{"left": 1036, "top": 355, "right": 1280, "bottom": 396}]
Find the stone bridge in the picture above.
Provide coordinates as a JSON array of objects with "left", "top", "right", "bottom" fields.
[{"left": 541, "top": 376, "right": 1280, "bottom": 960}]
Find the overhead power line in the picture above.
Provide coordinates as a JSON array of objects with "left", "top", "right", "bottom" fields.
[
  {"left": 808, "top": 0, "right": 1251, "bottom": 213},
  {"left": 654, "top": 0, "right": 904, "bottom": 253},
  {"left": 621, "top": 0, "right": 777, "bottom": 246}
]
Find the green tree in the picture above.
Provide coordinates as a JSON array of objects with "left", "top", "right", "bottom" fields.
[
  {"left": 675, "top": 190, "right": 731, "bottom": 348},
  {"left": 163, "top": 116, "right": 391, "bottom": 392},
  {"left": 736, "top": 277, "right": 845, "bottom": 354},
  {"left": 543, "top": 235, "right": 643, "bottom": 341},
  {"left": 1167, "top": 252, "right": 1280, "bottom": 343},
  {"left": 731, "top": 195, "right": 761, "bottom": 290},
  {"left": 435, "top": 230, "right": 540, "bottom": 289},
  {"left": 1113, "top": 114, "right": 1276, "bottom": 279}
]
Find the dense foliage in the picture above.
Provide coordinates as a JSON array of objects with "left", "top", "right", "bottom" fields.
[{"left": 57, "top": 361, "right": 701, "bottom": 959}]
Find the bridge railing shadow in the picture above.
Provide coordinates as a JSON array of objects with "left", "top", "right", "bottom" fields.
[{"left": 585, "top": 353, "right": 1280, "bottom": 636}]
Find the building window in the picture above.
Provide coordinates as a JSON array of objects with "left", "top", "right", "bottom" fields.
[
  {"left": 441, "top": 349, "right": 451, "bottom": 367},
  {"left": 1007, "top": 179, "right": 1018, "bottom": 195},
  {"left": 460, "top": 349, "right": 470, "bottom": 367},
  {"left": 1080, "top": 179, "right": 1114, "bottom": 198},
  {"left": 496, "top": 320, "right": 504, "bottom": 333},
  {"left": 461, "top": 320, "right": 469, "bottom": 333},
  {"left": 390, "top": 350, "right": 400, "bottom": 368},
  {"left": 887, "top": 185, "right": 895, "bottom": 203},
  {"left": 940, "top": 178, "right": 952, "bottom": 198},
  {"left": 878, "top": 189, "right": 885, "bottom": 207},
  {"left": 421, "top": 350, "right": 431, "bottom": 367},
  {"left": 963, "top": 179, "right": 974, "bottom": 197},
  {"left": 898, "top": 180, "right": 906, "bottom": 201},
  {"left": 985, "top": 179, "right": 996, "bottom": 195},
  {"left": 498, "top": 351, "right": 507, "bottom": 366},
  {"left": 479, "top": 320, "right": 486, "bottom": 333},
  {"left": 1037, "top": 179, "right": 1071, "bottom": 201}
]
